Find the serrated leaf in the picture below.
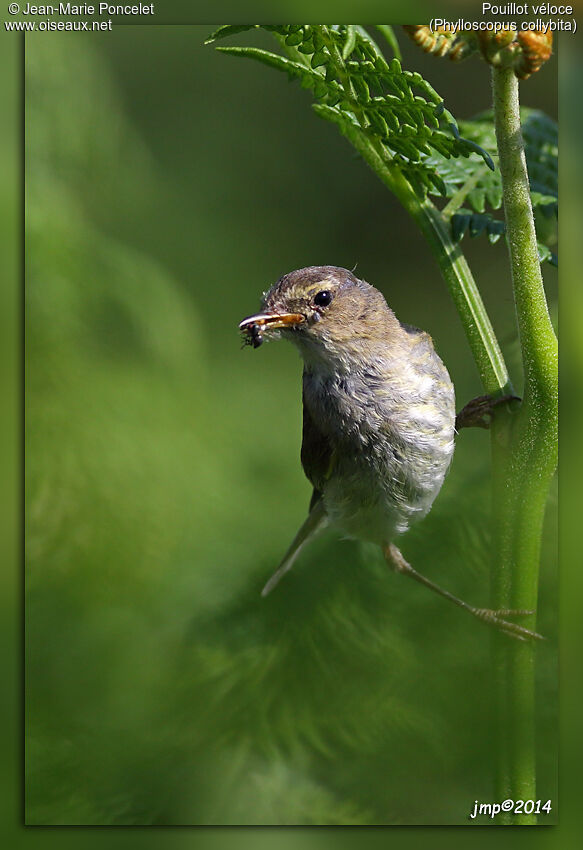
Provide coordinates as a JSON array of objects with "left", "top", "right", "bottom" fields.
[
  {"left": 311, "top": 50, "right": 328, "bottom": 69},
  {"left": 204, "top": 25, "right": 257, "bottom": 45},
  {"left": 215, "top": 46, "right": 311, "bottom": 82},
  {"left": 369, "top": 110, "right": 390, "bottom": 137},
  {"left": 312, "top": 29, "right": 325, "bottom": 50},
  {"left": 353, "top": 76, "right": 370, "bottom": 102},
  {"left": 467, "top": 186, "right": 486, "bottom": 213},
  {"left": 427, "top": 136, "right": 452, "bottom": 158},
  {"left": 313, "top": 78, "right": 328, "bottom": 98},
  {"left": 342, "top": 25, "right": 357, "bottom": 60},
  {"left": 390, "top": 138, "right": 420, "bottom": 161},
  {"left": 298, "top": 41, "right": 315, "bottom": 55},
  {"left": 383, "top": 108, "right": 400, "bottom": 133},
  {"left": 325, "top": 63, "right": 336, "bottom": 82},
  {"left": 402, "top": 168, "right": 427, "bottom": 200},
  {"left": 451, "top": 213, "right": 469, "bottom": 241},
  {"left": 428, "top": 171, "right": 447, "bottom": 196},
  {"left": 469, "top": 214, "right": 489, "bottom": 237}
]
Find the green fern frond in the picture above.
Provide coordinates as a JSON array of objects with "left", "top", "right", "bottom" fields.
[
  {"left": 451, "top": 209, "right": 557, "bottom": 265},
  {"left": 207, "top": 24, "right": 494, "bottom": 199},
  {"left": 434, "top": 109, "right": 558, "bottom": 263},
  {"left": 207, "top": 27, "right": 556, "bottom": 265}
]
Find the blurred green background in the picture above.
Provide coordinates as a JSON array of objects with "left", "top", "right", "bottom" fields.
[{"left": 25, "top": 26, "right": 557, "bottom": 826}]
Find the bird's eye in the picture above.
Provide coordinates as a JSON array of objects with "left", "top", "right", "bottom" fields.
[{"left": 313, "top": 290, "right": 333, "bottom": 307}]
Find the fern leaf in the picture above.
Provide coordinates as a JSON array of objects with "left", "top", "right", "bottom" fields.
[
  {"left": 204, "top": 25, "right": 259, "bottom": 45},
  {"left": 209, "top": 24, "right": 494, "bottom": 200},
  {"left": 209, "top": 25, "right": 556, "bottom": 262},
  {"left": 215, "top": 46, "right": 316, "bottom": 81}
]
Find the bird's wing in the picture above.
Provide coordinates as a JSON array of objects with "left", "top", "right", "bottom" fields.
[
  {"left": 300, "top": 389, "right": 336, "bottom": 492},
  {"left": 261, "top": 496, "right": 328, "bottom": 596},
  {"left": 261, "top": 387, "right": 334, "bottom": 597},
  {"left": 261, "top": 383, "right": 335, "bottom": 597},
  {"left": 309, "top": 487, "right": 323, "bottom": 513}
]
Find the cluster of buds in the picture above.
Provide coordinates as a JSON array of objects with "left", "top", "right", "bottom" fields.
[{"left": 402, "top": 25, "right": 553, "bottom": 80}]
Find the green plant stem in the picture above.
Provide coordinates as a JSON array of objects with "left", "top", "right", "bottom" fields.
[{"left": 489, "top": 65, "right": 558, "bottom": 825}]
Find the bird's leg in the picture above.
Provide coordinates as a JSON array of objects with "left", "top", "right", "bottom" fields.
[
  {"left": 383, "top": 542, "right": 543, "bottom": 641},
  {"left": 455, "top": 393, "right": 520, "bottom": 431}
]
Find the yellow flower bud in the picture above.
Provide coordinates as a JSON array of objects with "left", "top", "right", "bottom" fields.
[{"left": 403, "top": 25, "right": 553, "bottom": 80}]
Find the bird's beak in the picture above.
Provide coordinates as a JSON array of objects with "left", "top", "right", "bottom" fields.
[{"left": 239, "top": 311, "right": 306, "bottom": 333}]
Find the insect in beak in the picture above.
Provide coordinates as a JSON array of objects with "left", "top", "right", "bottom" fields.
[{"left": 239, "top": 311, "right": 306, "bottom": 348}]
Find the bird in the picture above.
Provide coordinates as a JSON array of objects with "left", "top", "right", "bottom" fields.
[{"left": 239, "top": 266, "right": 540, "bottom": 640}]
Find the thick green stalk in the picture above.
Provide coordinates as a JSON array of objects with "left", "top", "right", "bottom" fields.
[{"left": 489, "top": 65, "right": 558, "bottom": 824}]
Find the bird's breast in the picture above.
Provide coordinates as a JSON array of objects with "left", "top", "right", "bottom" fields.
[{"left": 302, "top": 354, "right": 455, "bottom": 542}]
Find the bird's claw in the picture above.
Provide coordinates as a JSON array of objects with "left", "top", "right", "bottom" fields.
[
  {"left": 455, "top": 394, "right": 521, "bottom": 431},
  {"left": 471, "top": 607, "right": 544, "bottom": 641}
]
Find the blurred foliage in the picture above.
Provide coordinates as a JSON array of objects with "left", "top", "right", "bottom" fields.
[{"left": 25, "top": 28, "right": 557, "bottom": 826}]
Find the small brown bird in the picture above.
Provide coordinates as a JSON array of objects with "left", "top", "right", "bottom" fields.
[{"left": 240, "top": 266, "right": 539, "bottom": 640}]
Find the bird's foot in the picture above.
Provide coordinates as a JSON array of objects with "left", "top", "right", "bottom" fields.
[
  {"left": 468, "top": 608, "right": 544, "bottom": 641},
  {"left": 383, "top": 543, "right": 543, "bottom": 642},
  {"left": 455, "top": 393, "right": 520, "bottom": 431}
]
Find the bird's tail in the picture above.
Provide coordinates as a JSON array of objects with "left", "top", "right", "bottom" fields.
[{"left": 261, "top": 498, "right": 328, "bottom": 596}]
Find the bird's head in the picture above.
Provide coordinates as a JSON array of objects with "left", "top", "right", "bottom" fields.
[{"left": 239, "top": 266, "right": 401, "bottom": 369}]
